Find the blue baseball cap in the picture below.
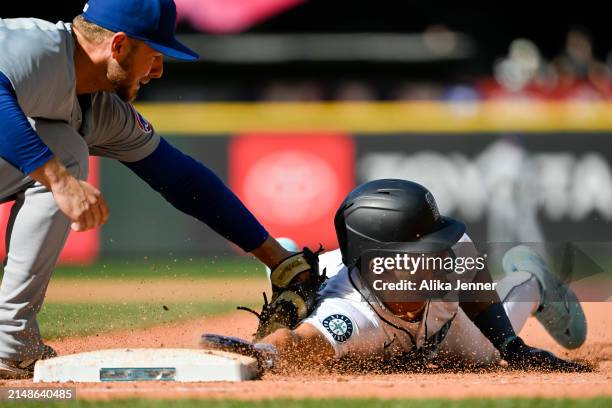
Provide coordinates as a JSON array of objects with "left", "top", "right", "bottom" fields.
[{"left": 82, "top": 0, "right": 198, "bottom": 61}]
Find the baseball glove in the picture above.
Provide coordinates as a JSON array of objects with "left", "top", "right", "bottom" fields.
[{"left": 239, "top": 245, "right": 327, "bottom": 340}]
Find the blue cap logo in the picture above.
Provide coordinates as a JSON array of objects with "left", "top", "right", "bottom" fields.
[{"left": 82, "top": 0, "right": 198, "bottom": 61}]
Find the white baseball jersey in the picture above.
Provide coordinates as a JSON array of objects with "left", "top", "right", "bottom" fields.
[{"left": 302, "top": 234, "right": 504, "bottom": 366}]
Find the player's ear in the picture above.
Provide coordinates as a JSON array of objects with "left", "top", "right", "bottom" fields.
[{"left": 110, "top": 32, "right": 129, "bottom": 60}]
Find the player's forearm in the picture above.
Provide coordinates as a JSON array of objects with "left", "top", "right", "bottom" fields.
[
  {"left": 29, "top": 156, "right": 71, "bottom": 190},
  {"left": 260, "top": 327, "right": 301, "bottom": 358},
  {"left": 250, "top": 236, "right": 294, "bottom": 268},
  {"left": 259, "top": 324, "right": 335, "bottom": 369},
  {"left": 123, "top": 137, "right": 269, "bottom": 252}
]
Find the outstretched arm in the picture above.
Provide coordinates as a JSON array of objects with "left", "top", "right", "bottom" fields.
[
  {"left": 122, "top": 137, "right": 295, "bottom": 267},
  {"left": 122, "top": 137, "right": 270, "bottom": 252},
  {"left": 200, "top": 323, "right": 335, "bottom": 373},
  {"left": 260, "top": 323, "right": 335, "bottom": 369}
]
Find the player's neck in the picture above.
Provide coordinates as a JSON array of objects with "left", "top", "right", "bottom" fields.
[{"left": 72, "top": 29, "right": 112, "bottom": 95}]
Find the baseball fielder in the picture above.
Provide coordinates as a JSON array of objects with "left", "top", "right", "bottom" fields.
[
  {"left": 0, "top": 0, "right": 316, "bottom": 378},
  {"left": 202, "top": 179, "right": 590, "bottom": 372}
]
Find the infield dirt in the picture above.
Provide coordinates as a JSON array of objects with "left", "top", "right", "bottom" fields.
[{"left": 1, "top": 302, "right": 609, "bottom": 400}]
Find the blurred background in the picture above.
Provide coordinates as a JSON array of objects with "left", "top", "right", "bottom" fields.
[{"left": 1, "top": 0, "right": 611, "bottom": 264}]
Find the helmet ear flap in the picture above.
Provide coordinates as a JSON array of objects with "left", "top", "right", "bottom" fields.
[{"left": 334, "top": 201, "right": 351, "bottom": 266}]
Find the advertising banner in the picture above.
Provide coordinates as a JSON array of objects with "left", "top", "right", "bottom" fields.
[
  {"left": 356, "top": 133, "right": 612, "bottom": 242},
  {"left": 230, "top": 132, "right": 355, "bottom": 249}
]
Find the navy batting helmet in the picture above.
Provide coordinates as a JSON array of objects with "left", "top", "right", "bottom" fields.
[{"left": 334, "top": 179, "right": 466, "bottom": 268}]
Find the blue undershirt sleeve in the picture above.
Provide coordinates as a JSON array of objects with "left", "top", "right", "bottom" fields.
[
  {"left": 122, "top": 137, "right": 270, "bottom": 252},
  {"left": 0, "top": 71, "right": 54, "bottom": 174}
]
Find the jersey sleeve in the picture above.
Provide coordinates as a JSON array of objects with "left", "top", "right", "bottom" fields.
[
  {"left": 302, "top": 296, "right": 390, "bottom": 358},
  {"left": 86, "top": 92, "right": 160, "bottom": 162},
  {"left": 301, "top": 267, "right": 393, "bottom": 358},
  {"left": 0, "top": 71, "right": 53, "bottom": 174}
]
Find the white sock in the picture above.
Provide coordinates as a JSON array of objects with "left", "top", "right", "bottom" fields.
[{"left": 500, "top": 273, "right": 542, "bottom": 333}]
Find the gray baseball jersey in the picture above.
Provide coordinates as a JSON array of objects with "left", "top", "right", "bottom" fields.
[
  {"left": 0, "top": 17, "right": 160, "bottom": 163},
  {"left": 0, "top": 18, "right": 159, "bottom": 361}
]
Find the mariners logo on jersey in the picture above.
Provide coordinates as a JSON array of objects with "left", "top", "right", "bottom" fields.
[
  {"left": 128, "top": 104, "right": 152, "bottom": 133},
  {"left": 322, "top": 314, "right": 354, "bottom": 342}
]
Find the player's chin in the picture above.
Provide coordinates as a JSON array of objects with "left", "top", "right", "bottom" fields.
[{"left": 116, "top": 84, "right": 140, "bottom": 103}]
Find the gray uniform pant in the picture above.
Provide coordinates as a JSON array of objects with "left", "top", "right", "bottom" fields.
[{"left": 0, "top": 120, "right": 89, "bottom": 360}]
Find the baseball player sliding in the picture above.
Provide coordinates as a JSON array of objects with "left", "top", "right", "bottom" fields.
[
  {"left": 0, "top": 0, "right": 316, "bottom": 379},
  {"left": 201, "top": 179, "right": 591, "bottom": 373}
]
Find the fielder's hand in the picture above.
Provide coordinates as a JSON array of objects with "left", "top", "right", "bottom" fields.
[
  {"left": 240, "top": 246, "right": 327, "bottom": 340},
  {"left": 30, "top": 157, "right": 110, "bottom": 231},
  {"left": 501, "top": 337, "right": 592, "bottom": 372}
]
